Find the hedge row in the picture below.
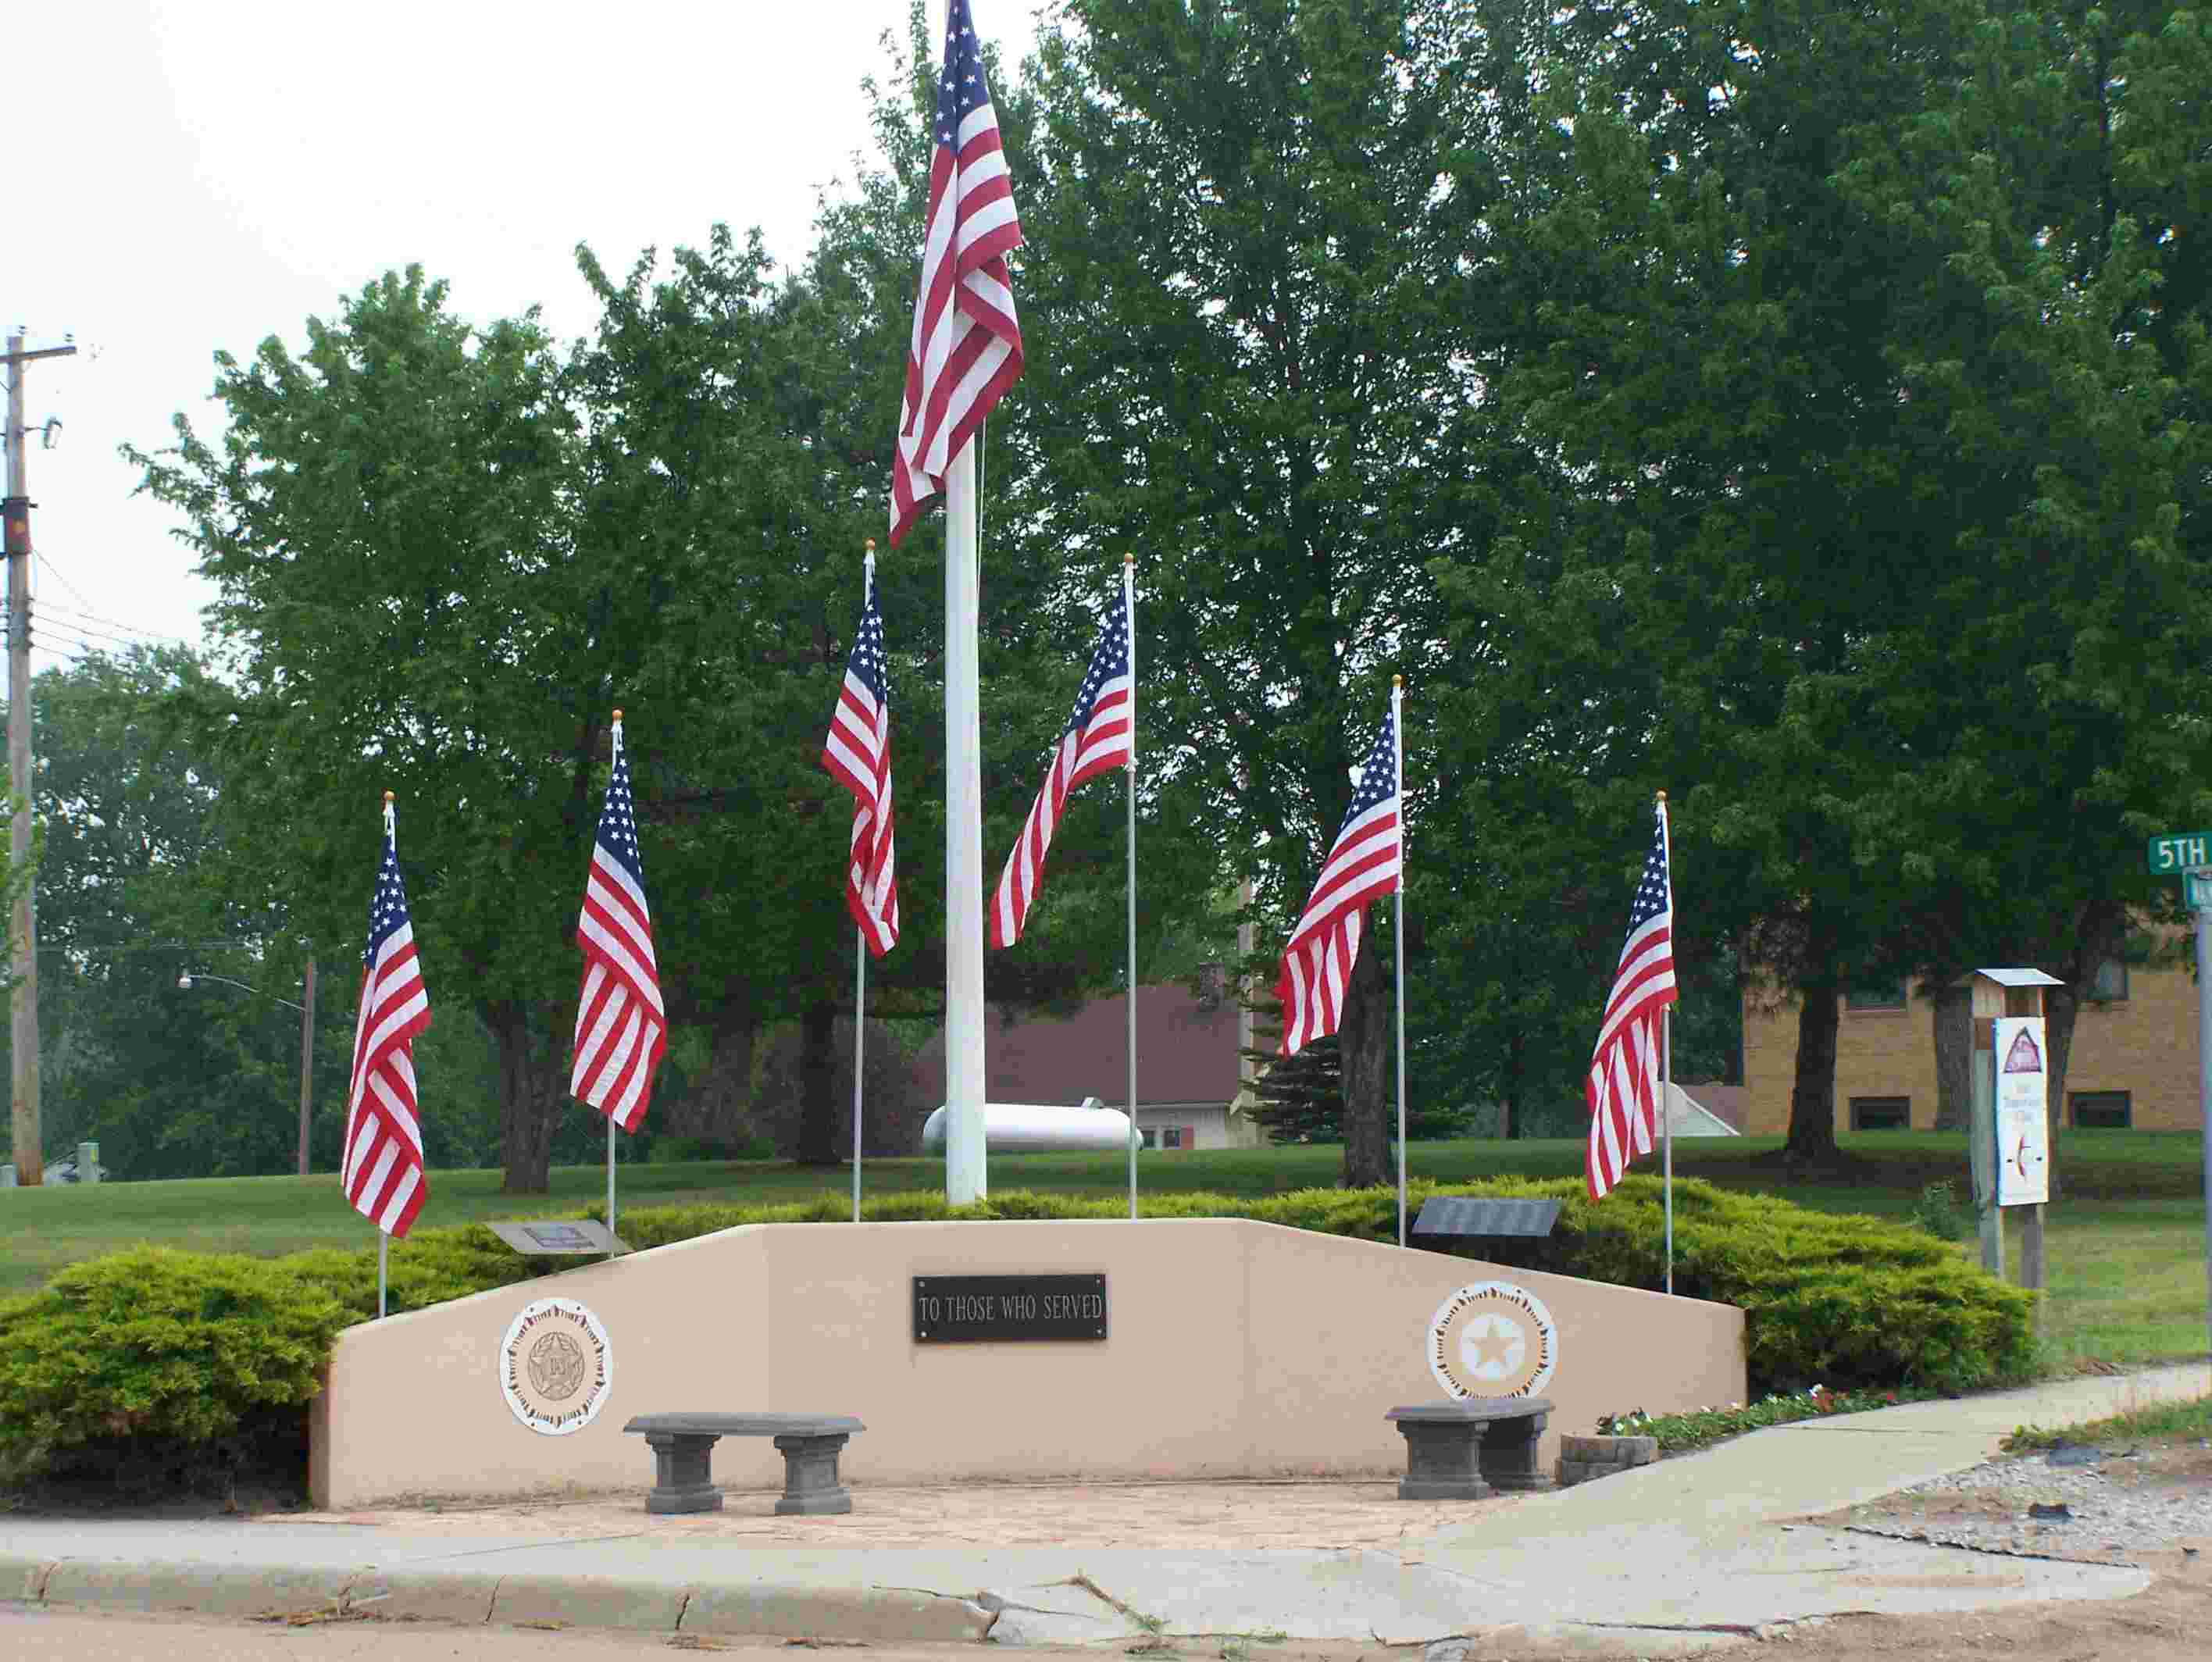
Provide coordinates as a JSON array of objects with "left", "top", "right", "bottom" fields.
[{"left": 0, "top": 1177, "right": 2035, "bottom": 1480}]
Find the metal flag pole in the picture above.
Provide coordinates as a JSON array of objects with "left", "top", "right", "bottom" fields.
[
  {"left": 853, "top": 544, "right": 876, "bottom": 1225},
  {"left": 1393, "top": 676, "right": 1407, "bottom": 1248},
  {"left": 1658, "top": 790, "right": 1674, "bottom": 1296},
  {"left": 379, "top": 788, "right": 395, "bottom": 1319},
  {"left": 607, "top": 712, "right": 625, "bottom": 1254},
  {"left": 1125, "top": 552, "right": 1139, "bottom": 1222},
  {"left": 854, "top": 934, "right": 867, "bottom": 1223}
]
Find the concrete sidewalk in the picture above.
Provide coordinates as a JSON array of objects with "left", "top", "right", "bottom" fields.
[{"left": 3, "top": 1363, "right": 2204, "bottom": 1654}]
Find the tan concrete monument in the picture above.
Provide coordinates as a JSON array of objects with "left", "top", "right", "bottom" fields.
[{"left": 309, "top": 1218, "right": 1743, "bottom": 1509}]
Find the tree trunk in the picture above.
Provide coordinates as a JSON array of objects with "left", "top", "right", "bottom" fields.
[
  {"left": 1500, "top": 1025, "right": 1524, "bottom": 1140},
  {"left": 794, "top": 998, "right": 840, "bottom": 1166},
  {"left": 658, "top": 1008, "right": 757, "bottom": 1147},
  {"left": 1782, "top": 974, "right": 1843, "bottom": 1164},
  {"left": 1337, "top": 929, "right": 1391, "bottom": 1188},
  {"left": 487, "top": 998, "right": 562, "bottom": 1194},
  {"left": 1932, "top": 979, "right": 1973, "bottom": 1132}
]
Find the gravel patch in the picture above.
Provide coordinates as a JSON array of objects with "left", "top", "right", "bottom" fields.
[{"left": 1828, "top": 1442, "right": 2212, "bottom": 1564}]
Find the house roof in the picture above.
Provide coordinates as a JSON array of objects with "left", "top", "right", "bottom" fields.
[
  {"left": 914, "top": 983, "right": 1243, "bottom": 1110},
  {"left": 1675, "top": 1082, "right": 1749, "bottom": 1132}
]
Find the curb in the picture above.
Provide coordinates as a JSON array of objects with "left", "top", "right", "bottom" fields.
[{"left": 2, "top": 1555, "right": 996, "bottom": 1644}]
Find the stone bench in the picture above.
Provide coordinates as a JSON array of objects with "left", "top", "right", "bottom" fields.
[
  {"left": 623, "top": 1413, "right": 865, "bottom": 1516},
  {"left": 1385, "top": 1397, "right": 1555, "bottom": 1500}
]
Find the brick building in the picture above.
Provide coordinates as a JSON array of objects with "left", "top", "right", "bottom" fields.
[{"left": 1741, "top": 952, "right": 2184, "bottom": 1134}]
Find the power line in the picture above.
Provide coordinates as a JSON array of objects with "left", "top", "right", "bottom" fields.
[{"left": 39, "top": 589, "right": 195, "bottom": 647}]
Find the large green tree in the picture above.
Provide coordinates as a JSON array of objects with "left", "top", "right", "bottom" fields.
[{"left": 1009, "top": 0, "right": 1475, "bottom": 1186}]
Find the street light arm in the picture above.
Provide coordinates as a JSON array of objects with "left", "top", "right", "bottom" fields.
[{"left": 178, "top": 971, "right": 305, "bottom": 1014}]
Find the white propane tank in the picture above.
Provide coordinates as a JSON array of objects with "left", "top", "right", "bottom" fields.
[{"left": 921, "top": 1098, "right": 1134, "bottom": 1153}]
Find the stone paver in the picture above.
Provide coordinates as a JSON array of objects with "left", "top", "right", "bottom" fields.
[{"left": 273, "top": 1477, "right": 1504, "bottom": 1552}]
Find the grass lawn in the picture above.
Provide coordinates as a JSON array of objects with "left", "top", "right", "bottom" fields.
[{"left": 3, "top": 1129, "right": 2203, "bottom": 1373}]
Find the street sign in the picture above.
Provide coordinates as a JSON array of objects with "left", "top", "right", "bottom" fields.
[
  {"left": 2148, "top": 831, "right": 2212, "bottom": 874},
  {"left": 2188, "top": 872, "right": 2212, "bottom": 911}
]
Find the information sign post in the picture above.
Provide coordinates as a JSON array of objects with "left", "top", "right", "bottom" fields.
[{"left": 1965, "top": 968, "right": 2062, "bottom": 1290}]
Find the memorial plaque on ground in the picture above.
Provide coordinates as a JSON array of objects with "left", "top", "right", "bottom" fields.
[
  {"left": 487, "top": 1220, "right": 626, "bottom": 1256},
  {"left": 912, "top": 1274, "right": 1108, "bottom": 1343}
]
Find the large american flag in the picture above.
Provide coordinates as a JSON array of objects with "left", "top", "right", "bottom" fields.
[
  {"left": 1276, "top": 704, "right": 1401, "bottom": 1055},
  {"left": 342, "top": 799, "right": 432, "bottom": 1239},
  {"left": 822, "top": 559, "right": 899, "bottom": 954},
  {"left": 888, "top": 0, "right": 1024, "bottom": 547},
  {"left": 1586, "top": 798, "right": 1678, "bottom": 1200},
  {"left": 990, "top": 584, "right": 1132, "bottom": 948},
  {"left": 572, "top": 719, "right": 666, "bottom": 1132}
]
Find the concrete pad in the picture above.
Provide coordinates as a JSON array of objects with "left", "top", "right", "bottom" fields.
[
  {"left": 40, "top": 1560, "right": 354, "bottom": 1619},
  {"left": 978, "top": 1582, "right": 1142, "bottom": 1646},
  {"left": 0, "top": 1553, "right": 55, "bottom": 1603},
  {"left": 338, "top": 1568, "right": 504, "bottom": 1625},
  {"left": 487, "top": 1572, "right": 687, "bottom": 1632},
  {"left": 682, "top": 1582, "right": 995, "bottom": 1643}
]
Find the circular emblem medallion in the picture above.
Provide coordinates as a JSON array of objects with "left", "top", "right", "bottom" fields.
[
  {"left": 1428, "top": 1281, "right": 1556, "bottom": 1400},
  {"left": 500, "top": 1298, "right": 613, "bottom": 1436}
]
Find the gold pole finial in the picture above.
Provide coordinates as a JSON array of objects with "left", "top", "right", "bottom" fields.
[
  {"left": 612, "top": 708, "right": 623, "bottom": 722},
  {"left": 382, "top": 790, "right": 394, "bottom": 804},
  {"left": 1393, "top": 673, "right": 1403, "bottom": 688},
  {"left": 864, "top": 538, "right": 876, "bottom": 555},
  {"left": 1124, "top": 549, "right": 1134, "bottom": 565},
  {"left": 1656, "top": 790, "right": 1668, "bottom": 803}
]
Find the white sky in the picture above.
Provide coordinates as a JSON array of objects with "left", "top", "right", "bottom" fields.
[{"left": 10, "top": 0, "right": 1025, "bottom": 673}]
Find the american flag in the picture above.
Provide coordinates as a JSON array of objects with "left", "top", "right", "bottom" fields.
[
  {"left": 342, "top": 799, "right": 432, "bottom": 1239},
  {"left": 572, "top": 720, "right": 666, "bottom": 1132},
  {"left": 822, "top": 559, "right": 899, "bottom": 954},
  {"left": 990, "top": 584, "right": 1132, "bottom": 948},
  {"left": 1276, "top": 704, "right": 1401, "bottom": 1055},
  {"left": 1586, "top": 798, "right": 1678, "bottom": 1200},
  {"left": 888, "top": 0, "right": 1024, "bottom": 547}
]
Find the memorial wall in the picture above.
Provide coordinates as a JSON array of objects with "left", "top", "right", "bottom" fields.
[{"left": 311, "top": 1217, "right": 1743, "bottom": 1508}]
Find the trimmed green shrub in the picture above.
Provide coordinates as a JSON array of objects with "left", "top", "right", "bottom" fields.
[
  {"left": 2, "top": 1176, "right": 2032, "bottom": 1485},
  {"left": 0, "top": 1248, "right": 348, "bottom": 1478},
  {"left": 591, "top": 1176, "right": 2035, "bottom": 1396}
]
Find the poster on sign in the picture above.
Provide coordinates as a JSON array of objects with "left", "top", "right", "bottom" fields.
[{"left": 1993, "top": 1016, "right": 2050, "bottom": 1206}]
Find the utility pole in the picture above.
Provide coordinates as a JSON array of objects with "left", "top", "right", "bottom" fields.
[
  {"left": 4, "top": 330, "right": 78, "bottom": 1186},
  {"left": 297, "top": 954, "right": 316, "bottom": 1176}
]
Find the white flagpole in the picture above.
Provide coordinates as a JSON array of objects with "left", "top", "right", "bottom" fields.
[
  {"left": 1125, "top": 553, "right": 1139, "bottom": 1222},
  {"left": 1658, "top": 790, "right": 1674, "bottom": 1296},
  {"left": 944, "top": 437, "right": 988, "bottom": 1203},
  {"left": 1393, "top": 676, "right": 1407, "bottom": 1249}
]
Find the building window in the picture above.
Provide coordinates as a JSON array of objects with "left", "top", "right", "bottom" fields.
[
  {"left": 1140, "top": 1128, "right": 1158, "bottom": 1149},
  {"left": 1850, "top": 1096, "right": 1911, "bottom": 1131},
  {"left": 1161, "top": 1126, "right": 1184, "bottom": 1150},
  {"left": 2071, "top": 1090, "right": 2131, "bottom": 1129},
  {"left": 2087, "top": 958, "right": 2128, "bottom": 1003},
  {"left": 1844, "top": 982, "right": 1908, "bottom": 1011}
]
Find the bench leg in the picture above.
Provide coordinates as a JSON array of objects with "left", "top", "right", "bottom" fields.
[
  {"left": 1394, "top": 1420, "right": 1492, "bottom": 1501},
  {"left": 644, "top": 1431, "right": 724, "bottom": 1514},
  {"left": 1479, "top": 1411, "right": 1554, "bottom": 1492},
  {"left": 772, "top": 1432, "right": 853, "bottom": 1516}
]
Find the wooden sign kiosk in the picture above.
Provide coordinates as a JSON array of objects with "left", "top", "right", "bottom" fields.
[{"left": 1966, "top": 966, "right": 2064, "bottom": 1290}]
